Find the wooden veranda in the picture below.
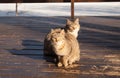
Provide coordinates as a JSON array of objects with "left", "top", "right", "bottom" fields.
[
  {"left": 0, "top": 16, "right": 120, "bottom": 78},
  {"left": 0, "top": 0, "right": 120, "bottom": 78}
]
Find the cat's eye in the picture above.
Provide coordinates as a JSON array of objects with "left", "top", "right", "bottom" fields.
[
  {"left": 52, "top": 38, "right": 55, "bottom": 42},
  {"left": 56, "top": 38, "right": 60, "bottom": 42},
  {"left": 72, "top": 27, "right": 75, "bottom": 30},
  {"left": 52, "top": 38, "right": 58, "bottom": 42}
]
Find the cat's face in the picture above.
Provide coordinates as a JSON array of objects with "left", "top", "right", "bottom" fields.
[
  {"left": 66, "top": 18, "right": 80, "bottom": 37},
  {"left": 66, "top": 18, "right": 80, "bottom": 32},
  {"left": 51, "top": 29, "right": 65, "bottom": 46}
]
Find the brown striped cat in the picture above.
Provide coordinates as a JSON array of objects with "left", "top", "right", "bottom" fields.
[
  {"left": 46, "top": 29, "right": 80, "bottom": 67},
  {"left": 44, "top": 29, "right": 62, "bottom": 56},
  {"left": 65, "top": 18, "right": 80, "bottom": 38},
  {"left": 44, "top": 18, "right": 80, "bottom": 56}
]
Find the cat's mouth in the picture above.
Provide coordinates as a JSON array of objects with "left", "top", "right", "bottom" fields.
[
  {"left": 52, "top": 41, "right": 64, "bottom": 49},
  {"left": 58, "top": 44, "right": 65, "bottom": 51}
]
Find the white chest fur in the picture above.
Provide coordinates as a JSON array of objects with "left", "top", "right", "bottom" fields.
[{"left": 69, "top": 28, "right": 79, "bottom": 38}]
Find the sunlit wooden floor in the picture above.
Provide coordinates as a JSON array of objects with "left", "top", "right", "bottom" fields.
[{"left": 0, "top": 16, "right": 120, "bottom": 78}]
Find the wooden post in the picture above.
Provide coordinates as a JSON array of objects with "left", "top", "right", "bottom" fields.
[
  {"left": 71, "top": 0, "right": 74, "bottom": 20},
  {"left": 16, "top": 2, "right": 18, "bottom": 16}
]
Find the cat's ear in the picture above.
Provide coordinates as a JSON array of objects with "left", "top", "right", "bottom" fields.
[
  {"left": 51, "top": 29, "right": 54, "bottom": 33},
  {"left": 74, "top": 18, "right": 79, "bottom": 24},
  {"left": 60, "top": 29, "right": 65, "bottom": 35},
  {"left": 66, "top": 19, "right": 72, "bottom": 25}
]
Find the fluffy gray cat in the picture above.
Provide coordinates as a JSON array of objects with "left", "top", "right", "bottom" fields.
[
  {"left": 44, "top": 18, "right": 80, "bottom": 56},
  {"left": 49, "top": 29, "right": 80, "bottom": 67}
]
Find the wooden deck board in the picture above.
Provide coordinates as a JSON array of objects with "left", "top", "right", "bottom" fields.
[{"left": 0, "top": 16, "right": 120, "bottom": 78}]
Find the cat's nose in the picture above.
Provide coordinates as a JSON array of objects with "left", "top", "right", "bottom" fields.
[
  {"left": 56, "top": 38, "right": 58, "bottom": 42},
  {"left": 52, "top": 38, "right": 55, "bottom": 41}
]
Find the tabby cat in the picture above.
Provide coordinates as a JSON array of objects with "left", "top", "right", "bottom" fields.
[
  {"left": 65, "top": 18, "right": 80, "bottom": 38},
  {"left": 44, "top": 18, "right": 80, "bottom": 56},
  {"left": 44, "top": 29, "right": 62, "bottom": 56},
  {"left": 48, "top": 29, "right": 80, "bottom": 67}
]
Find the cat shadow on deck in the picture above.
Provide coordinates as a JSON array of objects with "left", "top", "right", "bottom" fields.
[
  {"left": 7, "top": 40, "right": 43, "bottom": 59},
  {"left": 8, "top": 39, "right": 56, "bottom": 64}
]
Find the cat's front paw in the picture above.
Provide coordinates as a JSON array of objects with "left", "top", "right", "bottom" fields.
[
  {"left": 57, "top": 62, "right": 63, "bottom": 67},
  {"left": 64, "top": 63, "right": 68, "bottom": 68}
]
